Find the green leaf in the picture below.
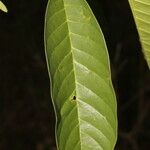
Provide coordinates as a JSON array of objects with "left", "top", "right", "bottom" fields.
[
  {"left": 44, "top": 0, "right": 117, "bottom": 149},
  {"left": 0, "top": 1, "right": 8, "bottom": 12},
  {"left": 129, "top": 0, "right": 150, "bottom": 68}
]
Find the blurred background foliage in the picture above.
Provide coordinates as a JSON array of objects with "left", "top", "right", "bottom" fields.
[{"left": 0, "top": 0, "right": 149, "bottom": 150}]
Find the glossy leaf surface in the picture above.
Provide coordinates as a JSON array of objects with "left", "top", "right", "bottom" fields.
[
  {"left": 129, "top": 0, "right": 150, "bottom": 68},
  {"left": 45, "top": 0, "right": 117, "bottom": 149}
]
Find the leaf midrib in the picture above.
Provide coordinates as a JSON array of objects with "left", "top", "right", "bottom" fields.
[{"left": 62, "top": 0, "right": 82, "bottom": 150}]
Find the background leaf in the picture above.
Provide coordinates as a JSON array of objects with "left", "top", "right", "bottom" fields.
[
  {"left": 129, "top": 0, "right": 150, "bottom": 68},
  {"left": 0, "top": 1, "right": 8, "bottom": 12},
  {"left": 45, "top": 0, "right": 117, "bottom": 149}
]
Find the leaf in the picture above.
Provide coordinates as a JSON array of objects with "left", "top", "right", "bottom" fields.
[
  {"left": 44, "top": 0, "right": 117, "bottom": 149},
  {"left": 0, "top": 1, "right": 8, "bottom": 12},
  {"left": 129, "top": 0, "right": 150, "bottom": 68}
]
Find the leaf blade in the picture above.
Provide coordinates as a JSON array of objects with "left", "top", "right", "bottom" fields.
[
  {"left": 45, "top": 0, "right": 117, "bottom": 149},
  {"left": 129, "top": 0, "right": 150, "bottom": 68}
]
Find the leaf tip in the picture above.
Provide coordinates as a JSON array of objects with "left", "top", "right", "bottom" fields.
[{"left": 0, "top": 1, "right": 8, "bottom": 13}]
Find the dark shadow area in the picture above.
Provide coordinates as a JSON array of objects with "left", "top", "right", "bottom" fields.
[{"left": 0, "top": 0, "right": 149, "bottom": 150}]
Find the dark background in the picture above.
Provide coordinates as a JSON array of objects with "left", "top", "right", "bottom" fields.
[{"left": 0, "top": 0, "right": 149, "bottom": 150}]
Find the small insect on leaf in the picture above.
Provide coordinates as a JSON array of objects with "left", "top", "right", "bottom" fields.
[
  {"left": 72, "top": 96, "right": 76, "bottom": 100},
  {"left": 0, "top": 1, "right": 8, "bottom": 13}
]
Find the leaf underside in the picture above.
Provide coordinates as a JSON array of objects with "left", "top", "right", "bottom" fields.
[
  {"left": 45, "top": 0, "right": 117, "bottom": 150},
  {"left": 129, "top": 0, "right": 150, "bottom": 68},
  {"left": 0, "top": 1, "right": 8, "bottom": 12}
]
